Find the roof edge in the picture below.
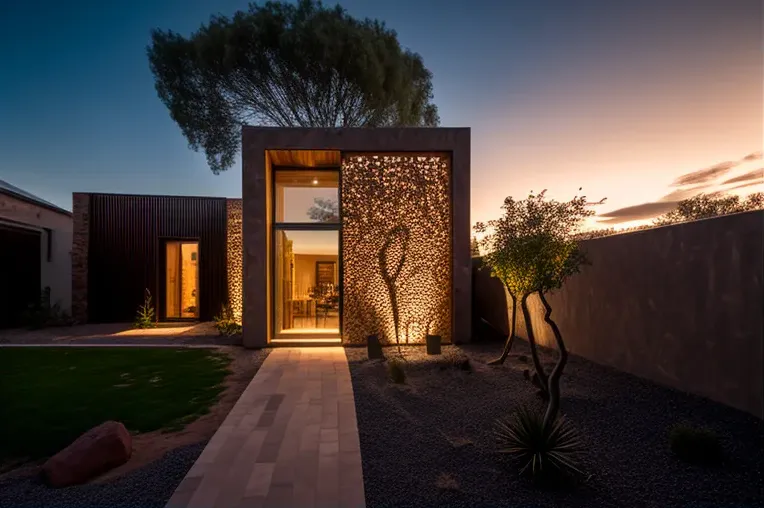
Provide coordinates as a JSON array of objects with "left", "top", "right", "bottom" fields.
[{"left": 0, "top": 187, "right": 72, "bottom": 217}]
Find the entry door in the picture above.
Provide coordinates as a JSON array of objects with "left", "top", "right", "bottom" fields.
[
  {"left": 165, "top": 241, "right": 199, "bottom": 319},
  {"left": 0, "top": 224, "right": 41, "bottom": 328}
]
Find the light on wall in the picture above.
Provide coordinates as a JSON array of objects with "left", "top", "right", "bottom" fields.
[
  {"left": 226, "top": 199, "right": 243, "bottom": 322},
  {"left": 341, "top": 154, "right": 452, "bottom": 345}
]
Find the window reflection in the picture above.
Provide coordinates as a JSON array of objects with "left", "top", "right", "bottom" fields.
[{"left": 274, "top": 170, "right": 339, "bottom": 223}]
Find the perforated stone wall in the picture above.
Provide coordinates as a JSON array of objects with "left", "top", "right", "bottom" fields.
[
  {"left": 341, "top": 154, "right": 452, "bottom": 345},
  {"left": 226, "top": 199, "right": 243, "bottom": 321}
]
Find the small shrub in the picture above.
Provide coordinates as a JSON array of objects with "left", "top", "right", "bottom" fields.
[
  {"left": 495, "top": 405, "right": 585, "bottom": 486},
  {"left": 134, "top": 289, "right": 156, "bottom": 329},
  {"left": 214, "top": 304, "right": 242, "bottom": 336},
  {"left": 22, "top": 287, "right": 74, "bottom": 329},
  {"left": 439, "top": 352, "right": 472, "bottom": 372},
  {"left": 669, "top": 424, "right": 723, "bottom": 465},
  {"left": 387, "top": 357, "right": 406, "bottom": 384}
]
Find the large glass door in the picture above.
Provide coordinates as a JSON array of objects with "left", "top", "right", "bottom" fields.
[
  {"left": 165, "top": 241, "right": 199, "bottom": 319},
  {"left": 273, "top": 168, "right": 340, "bottom": 339},
  {"left": 275, "top": 230, "right": 339, "bottom": 336}
]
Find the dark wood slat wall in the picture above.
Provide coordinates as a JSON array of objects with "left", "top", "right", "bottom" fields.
[{"left": 87, "top": 194, "right": 228, "bottom": 323}]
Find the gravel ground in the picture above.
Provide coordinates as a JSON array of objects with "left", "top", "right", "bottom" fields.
[
  {"left": 346, "top": 341, "right": 764, "bottom": 508},
  {"left": 0, "top": 441, "right": 206, "bottom": 508}
]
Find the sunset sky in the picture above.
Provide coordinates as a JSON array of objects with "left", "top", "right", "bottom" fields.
[{"left": 1, "top": 0, "right": 761, "bottom": 231}]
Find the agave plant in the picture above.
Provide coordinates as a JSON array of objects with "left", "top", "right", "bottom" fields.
[{"left": 494, "top": 405, "right": 585, "bottom": 482}]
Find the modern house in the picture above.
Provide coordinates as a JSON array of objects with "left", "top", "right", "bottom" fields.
[
  {"left": 72, "top": 127, "right": 471, "bottom": 348},
  {"left": 0, "top": 179, "right": 73, "bottom": 328}
]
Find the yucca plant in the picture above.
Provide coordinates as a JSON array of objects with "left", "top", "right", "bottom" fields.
[
  {"left": 495, "top": 405, "right": 585, "bottom": 484},
  {"left": 134, "top": 289, "right": 156, "bottom": 329}
]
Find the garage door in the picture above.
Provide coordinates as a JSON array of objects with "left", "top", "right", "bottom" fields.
[{"left": 0, "top": 224, "right": 41, "bottom": 329}]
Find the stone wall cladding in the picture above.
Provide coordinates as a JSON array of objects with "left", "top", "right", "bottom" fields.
[
  {"left": 341, "top": 154, "right": 452, "bottom": 345},
  {"left": 226, "top": 199, "right": 243, "bottom": 320},
  {"left": 71, "top": 193, "right": 89, "bottom": 323}
]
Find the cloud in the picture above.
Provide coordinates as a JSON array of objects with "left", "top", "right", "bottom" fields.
[
  {"left": 671, "top": 161, "right": 738, "bottom": 186},
  {"left": 659, "top": 185, "right": 710, "bottom": 202},
  {"left": 722, "top": 168, "right": 764, "bottom": 185},
  {"left": 728, "top": 180, "right": 764, "bottom": 192},
  {"left": 595, "top": 153, "right": 762, "bottom": 226},
  {"left": 597, "top": 201, "right": 679, "bottom": 224}
]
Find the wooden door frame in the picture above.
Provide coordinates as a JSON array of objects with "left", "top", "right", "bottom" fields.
[{"left": 160, "top": 238, "right": 200, "bottom": 321}]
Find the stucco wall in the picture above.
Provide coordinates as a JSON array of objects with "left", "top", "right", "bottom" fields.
[
  {"left": 0, "top": 193, "right": 73, "bottom": 312},
  {"left": 474, "top": 211, "right": 764, "bottom": 418}
]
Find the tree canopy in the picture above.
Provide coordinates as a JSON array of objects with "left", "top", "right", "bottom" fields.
[
  {"left": 307, "top": 197, "right": 339, "bottom": 222},
  {"left": 653, "top": 192, "right": 763, "bottom": 226},
  {"left": 474, "top": 190, "right": 593, "bottom": 298},
  {"left": 147, "top": 0, "right": 440, "bottom": 173}
]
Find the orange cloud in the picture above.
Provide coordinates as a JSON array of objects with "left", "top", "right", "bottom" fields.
[
  {"left": 595, "top": 152, "right": 761, "bottom": 226},
  {"left": 742, "top": 151, "right": 763, "bottom": 162},
  {"left": 722, "top": 168, "right": 763, "bottom": 185},
  {"left": 659, "top": 185, "right": 710, "bottom": 202},
  {"left": 597, "top": 201, "right": 679, "bottom": 224},
  {"left": 670, "top": 161, "right": 738, "bottom": 186}
]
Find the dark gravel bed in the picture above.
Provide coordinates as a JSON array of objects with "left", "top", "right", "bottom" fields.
[
  {"left": 346, "top": 341, "right": 764, "bottom": 508},
  {"left": 0, "top": 441, "right": 206, "bottom": 508}
]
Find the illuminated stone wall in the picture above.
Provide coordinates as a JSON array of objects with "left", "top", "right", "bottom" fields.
[
  {"left": 341, "top": 154, "right": 452, "bottom": 345},
  {"left": 226, "top": 198, "right": 243, "bottom": 321}
]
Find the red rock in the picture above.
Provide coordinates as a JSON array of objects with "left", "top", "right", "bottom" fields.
[{"left": 42, "top": 421, "right": 132, "bottom": 487}]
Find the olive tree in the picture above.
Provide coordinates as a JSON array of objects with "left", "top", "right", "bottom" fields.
[{"left": 475, "top": 190, "right": 592, "bottom": 427}]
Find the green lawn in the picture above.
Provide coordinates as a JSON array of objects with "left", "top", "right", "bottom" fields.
[{"left": 0, "top": 347, "right": 231, "bottom": 462}]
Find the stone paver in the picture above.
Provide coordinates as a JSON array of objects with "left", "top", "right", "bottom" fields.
[{"left": 165, "top": 347, "right": 365, "bottom": 508}]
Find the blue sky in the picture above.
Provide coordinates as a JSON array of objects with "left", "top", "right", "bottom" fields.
[{"left": 1, "top": 0, "right": 761, "bottom": 228}]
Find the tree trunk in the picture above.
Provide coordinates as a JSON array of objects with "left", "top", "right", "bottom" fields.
[
  {"left": 521, "top": 293, "right": 548, "bottom": 395},
  {"left": 538, "top": 290, "right": 569, "bottom": 429},
  {"left": 488, "top": 288, "right": 518, "bottom": 365}
]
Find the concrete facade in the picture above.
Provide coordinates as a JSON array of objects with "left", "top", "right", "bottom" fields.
[
  {"left": 241, "top": 127, "right": 471, "bottom": 349},
  {"left": 474, "top": 210, "right": 764, "bottom": 418},
  {"left": 0, "top": 189, "right": 73, "bottom": 313}
]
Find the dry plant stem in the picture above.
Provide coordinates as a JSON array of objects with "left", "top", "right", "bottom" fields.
[
  {"left": 521, "top": 293, "right": 548, "bottom": 394},
  {"left": 488, "top": 288, "right": 518, "bottom": 365},
  {"left": 538, "top": 290, "right": 569, "bottom": 428}
]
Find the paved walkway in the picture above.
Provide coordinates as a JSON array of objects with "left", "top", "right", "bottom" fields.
[{"left": 165, "top": 347, "right": 366, "bottom": 508}]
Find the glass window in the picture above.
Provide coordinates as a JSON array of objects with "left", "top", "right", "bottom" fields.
[
  {"left": 165, "top": 241, "right": 199, "bottom": 319},
  {"left": 274, "top": 230, "right": 339, "bottom": 337},
  {"left": 274, "top": 170, "right": 339, "bottom": 223}
]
